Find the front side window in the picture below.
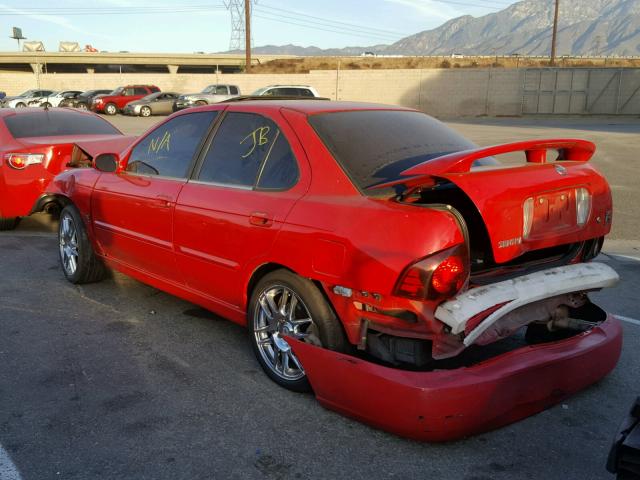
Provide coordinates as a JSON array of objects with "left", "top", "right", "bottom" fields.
[
  {"left": 197, "top": 112, "right": 298, "bottom": 189},
  {"left": 126, "top": 111, "right": 218, "bottom": 178},
  {"left": 133, "top": 87, "right": 148, "bottom": 95}
]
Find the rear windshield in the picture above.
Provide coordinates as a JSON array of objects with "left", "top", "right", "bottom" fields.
[
  {"left": 5, "top": 110, "right": 120, "bottom": 138},
  {"left": 309, "top": 110, "right": 483, "bottom": 192}
]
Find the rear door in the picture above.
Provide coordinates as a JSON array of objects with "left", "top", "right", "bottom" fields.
[
  {"left": 91, "top": 111, "right": 218, "bottom": 280},
  {"left": 174, "top": 108, "right": 309, "bottom": 308}
]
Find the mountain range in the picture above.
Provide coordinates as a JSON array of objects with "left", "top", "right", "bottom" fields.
[{"left": 231, "top": 0, "right": 640, "bottom": 56}]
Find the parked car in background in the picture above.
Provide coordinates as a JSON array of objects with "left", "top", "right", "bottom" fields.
[
  {"left": 0, "top": 108, "right": 131, "bottom": 230},
  {"left": 252, "top": 85, "right": 319, "bottom": 97},
  {"left": 1, "top": 89, "right": 56, "bottom": 108},
  {"left": 91, "top": 85, "right": 160, "bottom": 115},
  {"left": 174, "top": 84, "right": 240, "bottom": 110},
  {"left": 47, "top": 100, "right": 619, "bottom": 441},
  {"left": 123, "top": 92, "right": 181, "bottom": 117},
  {"left": 29, "top": 90, "right": 83, "bottom": 108},
  {"left": 62, "top": 89, "right": 113, "bottom": 110}
]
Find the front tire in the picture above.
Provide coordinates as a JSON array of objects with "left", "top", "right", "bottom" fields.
[
  {"left": 0, "top": 217, "right": 19, "bottom": 231},
  {"left": 104, "top": 103, "right": 118, "bottom": 115},
  {"left": 42, "top": 102, "right": 52, "bottom": 108},
  {"left": 140, "top": 106, "right": 152, "bottom": 117},
  {"left": 15, "top": 102, "right": 26, "bottom": 108},
  {"left": 77, "top": 103, "right": 88, "bottom": 110},
  {"left": 195, "top": 100, "right": 207, "bottom": 106},
  {"left": 248, "top": 269, "right": 348, "bottom": 392},
  {"left": 58, "top": 205, "right": 106, "bottom": 284}
]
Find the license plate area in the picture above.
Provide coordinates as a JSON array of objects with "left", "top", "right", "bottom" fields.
[{"left": 529, "top": 188, "right": 576, "bottom": 239}]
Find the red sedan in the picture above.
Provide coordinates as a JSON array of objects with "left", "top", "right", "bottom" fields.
[
  {"left": 0, "top": 108, "right": 131, "bottom": 230},
  {"left": 48, "top": 100, "right": 620, "bottom": 440}
]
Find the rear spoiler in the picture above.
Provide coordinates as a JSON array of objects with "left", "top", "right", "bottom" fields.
[{"left": 370, "top": 138, "right": 595, "bottom": 191}]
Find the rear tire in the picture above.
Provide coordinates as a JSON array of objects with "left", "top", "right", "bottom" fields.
[
  {"left": 0, "top": 217, "right": 19, "bottom": 231},
  {"left": 78, "top": 103, "right": 88, "bottom": 110},
  {"left": 195, "top": 100, "right": 207, "bottom": 106},
  {"left": 140, "top": 106, "right": 152, "bottom": 117},
  {"left": 15, "top": 102, "right": 26, "bottom": 108},
  {"left": 248, "top": 269, "right": 348, "bottom": 392},
  {"left": 104, "top": 103, "right": 118, "bottom": 115},
  {"left": 58, "top": 205, "right": 106, "bottom": 284},
  {"left": 42, "top": 102, "right": 52, "bottom": 108}
]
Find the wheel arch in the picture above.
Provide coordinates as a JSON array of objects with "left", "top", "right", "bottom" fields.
[
  {"left": 245, "top": 262, "right": 294, "bottom": 308},
  {"left": 30, "top": 193, "right": 71, "bottom": 216}
]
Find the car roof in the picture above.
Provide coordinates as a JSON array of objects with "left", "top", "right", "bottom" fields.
[
  {"left": 0, "top": 107, "right": 103, "bottom": 119},
  {"left": 207, "top": 99, "right": 414, "bottom": 115}
]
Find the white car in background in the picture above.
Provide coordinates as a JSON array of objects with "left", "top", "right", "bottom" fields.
[
  {"left": 28, "top": 90, "right": 83, "bottom": 108},
  {"left": 1, "top": 89, "right": 55, "bottom": 108},
  {"left": 251, "top": 85, "right": 320, "bottom": 97}
]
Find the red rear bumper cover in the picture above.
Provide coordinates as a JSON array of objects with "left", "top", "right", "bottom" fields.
[{"left": 288, "top": 315, "right": 622, "bottom": 442}]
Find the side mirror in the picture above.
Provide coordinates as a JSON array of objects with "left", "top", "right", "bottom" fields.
[{"left": 94, "top": 153, "right": 119, "bottom": 173}]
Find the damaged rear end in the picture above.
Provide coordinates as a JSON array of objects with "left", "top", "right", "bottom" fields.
[
  {"left": 387, "top": 138, "right": 618, "bottom": 359},
  {"left": 299, "top": 109, "right": 622, "bottom": 440}
]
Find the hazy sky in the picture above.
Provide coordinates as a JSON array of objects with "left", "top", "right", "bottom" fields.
[{"left": 0, "top": 0, "right": 518, "bottom": 53}]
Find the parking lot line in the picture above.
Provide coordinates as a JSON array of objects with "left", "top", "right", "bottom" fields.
[
  {"left": 0, "top": 444, "right": 22, "bottom": 480},
  {"left": 615, "top": 315, "right": 640, "bottom": 327}
]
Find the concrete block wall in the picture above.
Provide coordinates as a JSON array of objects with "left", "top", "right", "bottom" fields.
[{"left": 0, "top": 68, "right": 637, "bottom": 117}]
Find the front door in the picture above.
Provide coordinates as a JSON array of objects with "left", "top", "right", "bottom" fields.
[
  {"left": 91, "top": 110, "right": 219, "bottom": 281},
  {"left": 174, "top": 110, "right": 309, "bottom": 309}
]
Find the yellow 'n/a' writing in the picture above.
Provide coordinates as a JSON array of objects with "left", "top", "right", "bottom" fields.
[
  {"left": 148, "top": 131, "right": 171, "bottom": 154},
  {"left": 240, "top": 126, "right": 270, "bottom": 158}
]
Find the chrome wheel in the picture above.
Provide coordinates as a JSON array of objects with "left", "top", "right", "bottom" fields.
[
  {"left": 253, "top": 285, "right": 320, "bottom": 381},
  {"left": 59, "top": 214, "right": 79, "bottom": 276}
]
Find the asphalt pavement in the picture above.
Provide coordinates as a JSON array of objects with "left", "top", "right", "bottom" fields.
[{"left": 0, "top": 114, "right": 638, "bottom": 480}]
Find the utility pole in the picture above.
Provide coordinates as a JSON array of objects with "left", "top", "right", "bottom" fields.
[
  {"left": 245, "top": 0, "right": 251, "bottom": 73},
  {"left": 550, "top": 0, "right": 560, "bottom": 65}
]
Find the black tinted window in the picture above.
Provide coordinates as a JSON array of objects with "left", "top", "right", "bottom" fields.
[
  {"left": 5, "top": 110, "right": 121, "bottom": 138},
  {"left": 297, "top": 88, "right": 314, "bottom": 97},
  {"left": 229, "top": 86, "right": 239, "bottom": 95},
  {"left": 309, "top": 110, "right": 483, "bottom": 192},
  {"left": 198, "top": 112, "right": 293, "bottom": 188},
  {"left": 133, "top": 87, "right": 147, "bottom": 95},
  {"left": 126, "top": 111, "right": 217, "bottom": 178},
  {"left": 256, "top": 133, "right": 298, "bottom": 190}
]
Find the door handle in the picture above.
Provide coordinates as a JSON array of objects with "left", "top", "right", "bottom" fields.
[
  {"left": 249, "top": 212, "right": 273, "bottom": 227},
  {"left": 155, "top": 194, "right": 173, "bottom": 208}
]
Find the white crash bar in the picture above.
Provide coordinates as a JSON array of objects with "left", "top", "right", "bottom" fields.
[{"left": 435, "top": 262, "right": 619, "bottom": 346}]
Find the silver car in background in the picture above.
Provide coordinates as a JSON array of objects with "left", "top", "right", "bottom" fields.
[
  {"left": 123, "top": 92, "right": 181, "bottom": 117},
  {"left": 174, "top": 84, "right": 240, "bottom": 110}
]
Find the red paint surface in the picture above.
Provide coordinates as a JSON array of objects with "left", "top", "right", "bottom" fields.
[
  {"left": 0, "top": 109, "right": 127, "bottom": 219},
  {"left": 289, "top": 316, "right": 622, "bottom": 442}
]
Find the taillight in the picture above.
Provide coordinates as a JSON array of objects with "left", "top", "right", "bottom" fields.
[
  {"left": 395, "top": 244, "right": 469, "bottom": 301},
  {"left": 4, "top": 153, "right": 45, "bottom": 170},
  {"left": 575, "top": 187, "right": 591, "bottom": 227},
  {"left": 522, "top": 197, "right": 534, "bottom": 239}
]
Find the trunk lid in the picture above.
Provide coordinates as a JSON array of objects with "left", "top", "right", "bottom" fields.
[{"left": 378, "top": 139, "right": 612, "bottom": 263}]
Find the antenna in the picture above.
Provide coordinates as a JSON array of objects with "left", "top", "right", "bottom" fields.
[{"left": 9, "top": 27, "right": 26, "bottom": 51}]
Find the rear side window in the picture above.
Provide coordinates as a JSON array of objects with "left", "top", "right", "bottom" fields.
[
  {"left": 4, "top": 110, "right": 120, "bottom": 138},
  {"left": 133, "top": 87, "right": 148, "bottom": 95},
  {"left": 126, "top": 111, "right": 217, "bottom": 178},
  {"left": 229, "top": 86, "right": 239, "bottom": 95},
  {"left": 297, "top": 88, "right": 314, "bottom": 97},
  {"left": 150, "top": 86, "right": 160, "bottom": 93},
  {"left": 197, "top": 112, "right": 298, "bottom": 189}
]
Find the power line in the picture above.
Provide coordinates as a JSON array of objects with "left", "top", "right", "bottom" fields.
[
  {"left": 255, "top": 3, "right": 407, "bottom": 36},
  {"left": 253, "top": 13, "right": 402, "bottom": 42},
  {"left": 253, "top": 7, "right": 402, "bottom": 41}
]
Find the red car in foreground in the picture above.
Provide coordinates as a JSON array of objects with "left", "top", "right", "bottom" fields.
[
  {"left": 47, "top": 100, "right": 620, "bottom": 441},
  {"left": 0, "top": 108, "right": 131, "bottom": 230}
]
